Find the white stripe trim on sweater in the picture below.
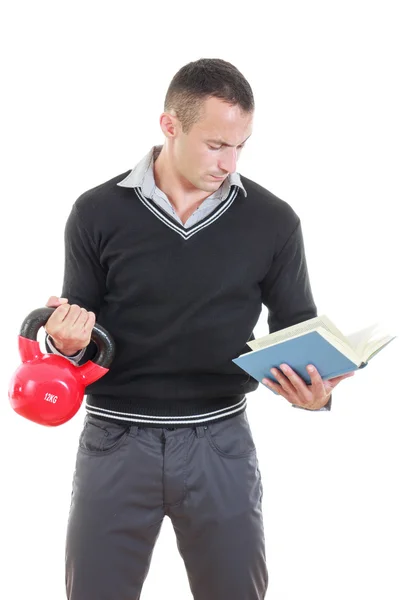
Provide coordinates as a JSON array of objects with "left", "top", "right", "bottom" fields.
[
  {"left": 134, "top": 186, "right": 239, "bottom": 240},
  {"left": 85, "top": 397, "right": 247, "bottom": 425}
]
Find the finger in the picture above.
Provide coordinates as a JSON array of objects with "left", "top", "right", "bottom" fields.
[
  {"left": 85, "top": 312, "right": 96, "bottom": 336},
  {"left": 74, "top": 307, "right": 89, "bottom": 327},
  {"left": 270, "top": 367, "right": 296, "bottom": 395},
  {"left": 279, "top": 364, "right": 310, "bottom": 394},
  {"left": 44, "top": 303, "right": 71, "bottom": 336},
  {"left": 307, "top": 365, "right": 326, "bottom": 397},
  {"left": 66, "top": 304, "right": 85, "bottom": 326},
  {"left": 74, "top": 310, "right": 96, "bottom": 340},
  {"left": 46, "top": 296, "right": 69, "bottom": 308},
  {"left": 262, "top": 377, "right": 281, "bottom": 395},
  {"left": 340, "top": 371, "right": 355, "bottom": 379},
  {"left": 48, "top": 303, "right": 71, "bottom": 325},
  {"left": 76, "top": 308, "right": 97, "bottom": 329},
  {"left": 87, "top": 311, "right": 96, "bottom": 327},
  {"left": 327, "top": 371, "right": 356, "bottom": 387}
]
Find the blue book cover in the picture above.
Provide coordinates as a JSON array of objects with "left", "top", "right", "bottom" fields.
[{"left": 232, "top": 330, "right": 367, "bottom": 393}]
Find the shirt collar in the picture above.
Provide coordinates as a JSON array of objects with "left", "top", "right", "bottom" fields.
[{"left": 117, "top": 145, "right": 247, "bottom": 198}]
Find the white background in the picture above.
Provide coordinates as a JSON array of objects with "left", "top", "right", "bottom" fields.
[{"left": 1, "top": 1, "right": 399, "bottom": 598}]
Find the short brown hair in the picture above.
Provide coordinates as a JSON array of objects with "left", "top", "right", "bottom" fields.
[{"left": 164, "top": 58, "right": 254, "bottom": 134}]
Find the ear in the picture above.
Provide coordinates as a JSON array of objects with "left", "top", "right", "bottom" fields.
[{"left": 160, "top": 111, "right": 179, "bottom": 139}]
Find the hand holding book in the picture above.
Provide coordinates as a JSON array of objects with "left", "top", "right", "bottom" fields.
[
  {"left": 232, "top": 315, "right": 396, "bottom": 410},
  {"left": 262, "top": 362, "right": 355, "bottom": 410}
]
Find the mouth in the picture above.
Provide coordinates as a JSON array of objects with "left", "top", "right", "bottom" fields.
[{"left": 210, "top": 174, "right": 226, "bottom": 181}]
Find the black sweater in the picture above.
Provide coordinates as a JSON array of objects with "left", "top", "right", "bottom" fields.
[{"left": 49, "top": 171, "right": 322, "bottom": 426}]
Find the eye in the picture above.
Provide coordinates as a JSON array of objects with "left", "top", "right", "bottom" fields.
[{"left": 208, "top": 143, "right": 246, "bottom": 151}]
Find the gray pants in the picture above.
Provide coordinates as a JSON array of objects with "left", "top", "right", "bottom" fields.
[{"left": 66, "top": 411, "right": 268, "bottom": 599}]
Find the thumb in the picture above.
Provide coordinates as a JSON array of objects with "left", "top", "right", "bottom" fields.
[
  {"left": 342, "top": 371, "right": 356, "bottom": 378},
  {"left": 46, "top": 296, "right": 69, "bottom": 308}
]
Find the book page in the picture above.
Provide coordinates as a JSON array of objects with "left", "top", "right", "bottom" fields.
[
  {"left": 316, "top": 315, "right": 350, "bottom": 344},
  {"left": 345, "top": 323, "right": 381, "bottom": 356},
  {"left": 317, "top": 328, "right": 362, "bottom": 365},
  {"left": 246, "top": 325, "right": 361, "bottom": 365},
  {"left": 247, "top": 316, "right": 327, "bottom": 351},
  {"left": 345, "top": 322, "right": 395, "bottom": 360},
  {"left": 247, "top": 314, "right": 348, "bottom": 351},
  {"left": 363, "top": 333, "right": 396, "bottom": 361}
]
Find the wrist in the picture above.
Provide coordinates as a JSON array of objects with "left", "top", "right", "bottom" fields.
[{"left": 50, "top": 337, "right": 83, "bottom": 357}]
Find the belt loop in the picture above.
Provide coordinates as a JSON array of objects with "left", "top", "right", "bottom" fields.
[
  {"left": 130, "top": 425, "right": 139, "bottom": 437},
  {"left": 195, "top": 425, "right": 205, "bottom": 438}
]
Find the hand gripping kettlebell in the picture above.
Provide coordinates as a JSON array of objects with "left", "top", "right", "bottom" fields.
[{"left": 8, "top": 307, "right": 116, "bottom": 426}]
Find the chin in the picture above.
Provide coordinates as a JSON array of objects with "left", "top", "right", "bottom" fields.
[
  {"left": 192, "top": 179, "right": 211, "bottom": 192},
  {"left": 204, "top": 182, "right": 220, "bottom": 192},
  {"left": 202, "top": 177, "right": 220, "bottom": 188}
]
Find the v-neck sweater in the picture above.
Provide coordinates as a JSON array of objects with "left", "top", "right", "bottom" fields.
[{"left": 52, "top": 170, "right": 319, "bottom": 426}]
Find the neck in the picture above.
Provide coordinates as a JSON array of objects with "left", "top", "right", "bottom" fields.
[{"left": 153, "top": 146, "right": 214, "bottom": 213}]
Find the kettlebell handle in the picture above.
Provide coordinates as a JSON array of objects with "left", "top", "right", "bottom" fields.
[{"left": 20, "top": 307, "right": 116, "bottom": 369}]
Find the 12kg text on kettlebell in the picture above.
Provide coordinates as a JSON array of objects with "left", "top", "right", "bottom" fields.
[{"left": 44, "top": 393, "right": 58, "bottom": 404}]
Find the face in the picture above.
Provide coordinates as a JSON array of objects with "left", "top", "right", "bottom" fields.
[{"left": 162, "top": 96, "right": 253, "bottom": 193}]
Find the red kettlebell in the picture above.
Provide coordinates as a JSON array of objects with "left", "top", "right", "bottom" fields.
[{"left": 9, "top": 307, "right": 116, "bottom": 426}]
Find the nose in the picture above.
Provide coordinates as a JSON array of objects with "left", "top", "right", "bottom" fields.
[{"left": 218, "top": 147, "right": 238, "bottom": 174}]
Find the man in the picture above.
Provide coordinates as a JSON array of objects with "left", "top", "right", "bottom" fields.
[{"left": 45, "top": 58, "right": 354, "bottom": 600}]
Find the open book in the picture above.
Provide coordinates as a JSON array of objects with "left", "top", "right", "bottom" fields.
[{"left": 232, "top": 315, "right": 396, "bottom": 391}]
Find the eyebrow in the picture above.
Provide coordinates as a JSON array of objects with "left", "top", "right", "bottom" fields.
[{"left": 206, "top": 134, "right": 252, "bottom": 148}]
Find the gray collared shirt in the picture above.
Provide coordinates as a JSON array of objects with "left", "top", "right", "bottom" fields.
[{"left": 117, "top": 145, "right": 247, "bottom": 228}]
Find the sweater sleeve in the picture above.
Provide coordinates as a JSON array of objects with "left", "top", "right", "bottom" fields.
[
  {"left": 45, "top": 202, "right": 107, "bottom": 366},
  {"left": 260, "top": 218, "right": 331, "bottom": 411}
]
